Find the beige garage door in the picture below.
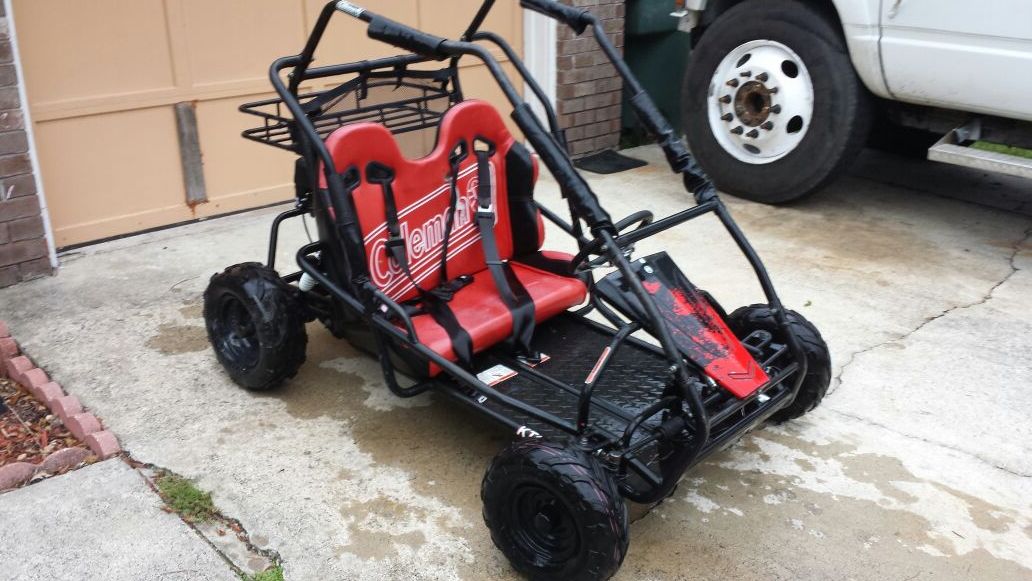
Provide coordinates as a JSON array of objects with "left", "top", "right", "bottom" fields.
[{"left": 14, "top": 0, "right": 523, "bottom": 248}]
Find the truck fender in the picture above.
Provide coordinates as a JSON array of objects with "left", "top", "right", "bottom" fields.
[{"left": 686, "top": 0, "right": 891, "bottom": 98}]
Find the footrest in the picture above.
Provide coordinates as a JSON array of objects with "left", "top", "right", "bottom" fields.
[{"left": 464, "top": 314, "right": 671, "bottom": 443}]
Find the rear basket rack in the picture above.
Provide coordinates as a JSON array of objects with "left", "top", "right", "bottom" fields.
[{"left": 240, "top": 66, "right": 460, "bottom": 153}]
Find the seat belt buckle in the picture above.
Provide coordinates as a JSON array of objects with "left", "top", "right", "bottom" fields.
[{"left": 476, "top": 201, "right": 494, "bottom": 220}]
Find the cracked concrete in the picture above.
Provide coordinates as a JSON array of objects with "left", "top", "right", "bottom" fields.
[
  {"left": 0, "top": 460, "right": 238, "bottom": 581},
  {"left": 0, "top": 145, "right": 1030, "bottom": 579},
  {"left": 832, "top": 225, "right": 1032, "bottom": 396}
]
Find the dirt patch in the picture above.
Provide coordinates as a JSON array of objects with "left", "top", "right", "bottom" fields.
[
  {"left": 340, "top": 497, "right": 430, "bottom": 560},
  {"left": 145, "top": 323, "right": 209, "bottom": 355},
  {"left": 278, "top": 327, "right": 515, "bottom": 574},
  {"left": 179, "top": 299, "right": 204, "bottom": 320},
  {"left": 282, "top": 328, "right": 509, "bottom": 512},
  {"left": 933, "top": 483, "right": 1018, "bottom": 535},
  {"left": 840, "top": 453, "right": 920, "bottom": 504},
  {"left": 623, "top": 441, "right": 1032, "bottom": 581}
]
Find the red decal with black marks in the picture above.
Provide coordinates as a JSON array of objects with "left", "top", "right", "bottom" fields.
[{"left": 596, "top": 252, "right": 767, "bottom": 398}]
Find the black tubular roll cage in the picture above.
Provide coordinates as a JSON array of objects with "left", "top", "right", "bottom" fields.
[{"left": 262, "top": 0, "right": 808, "bottom": 504}]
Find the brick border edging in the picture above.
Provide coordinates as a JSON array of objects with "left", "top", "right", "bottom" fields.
[{"left": 0, "top": 320, "right": 122, "bottom": 491}]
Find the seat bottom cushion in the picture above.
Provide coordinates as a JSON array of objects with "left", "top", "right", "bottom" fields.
[{"left": 403, "top": 252, "right": 587, "bottom": 375}]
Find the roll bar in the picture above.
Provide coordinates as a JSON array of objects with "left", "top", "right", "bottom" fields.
[
  {"left": 334, "top": 0, "right": 717, "bottom": 204},
  {"left": 333, "top": 1, "right": 615, "bottom": 233}
]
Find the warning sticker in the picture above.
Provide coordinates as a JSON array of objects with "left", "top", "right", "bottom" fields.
[{"left": 476, "top": 364, "right": 517, "bottom": 386}]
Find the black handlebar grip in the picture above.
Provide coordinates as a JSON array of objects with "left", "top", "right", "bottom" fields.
[
  {"left": 520, "top": 0, "right": 592, "bottom": 34},
  {"left": 367, "top": 15, "right": 449, "bottom": 59}
]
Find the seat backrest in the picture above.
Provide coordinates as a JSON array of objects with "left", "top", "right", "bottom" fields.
[{"left": 322, "top": 100, "right": 544, "bottom": 302}]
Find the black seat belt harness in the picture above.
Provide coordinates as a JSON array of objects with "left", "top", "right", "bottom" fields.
[
  {"left": 366, "top": 158, "right": 475, "bottom": 367},
  {"left": 472, "top": 141, "right": 541, "bottom": 363}
]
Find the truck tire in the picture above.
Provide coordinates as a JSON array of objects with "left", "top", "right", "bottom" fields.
[
  {"left": 482, "top": 440, "right": 629, "bottom": 581},
  {"left": 204, "top": 262, "right": 307, "bottom": 390},
  {"left": 683, "top": 0, "right": 872, "bottom": 203},
  {"left": 726, "top": 305, "right": 831, "bottom": 422}
]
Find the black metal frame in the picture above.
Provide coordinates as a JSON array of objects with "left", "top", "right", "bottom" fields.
[{"left": 246, "top": 0, "right": 808, "bottom": 504}]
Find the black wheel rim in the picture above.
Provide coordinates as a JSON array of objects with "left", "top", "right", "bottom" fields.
[
  {"left": 212, "top": 294, "right": 260, "bottom": 370},
  {"left": 509, "top": 482, "right": 580, "bottom": 567}
]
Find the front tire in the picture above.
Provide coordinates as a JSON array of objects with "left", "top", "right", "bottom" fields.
[
  {"left": 727, "top": 305, "right": 831, "bottom": 422},
  {"left": 482, "top": 440, "right": 629, "bottom": 581},
  {"left": 683, "top": 0, "right": 872, "bottom": 203},
  {"left": 203, "top": 262, "right": 307, "bottom": 390}
]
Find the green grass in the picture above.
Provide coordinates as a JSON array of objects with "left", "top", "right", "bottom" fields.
[
  {"left": 240, "top": 566, "right": 284, "bottom": 581},
  {"left": 972, "top": 141, "right": 1032, "bottom": 160},
  {"left": 155, "top": 474, "right": 215, "bottom": 523}
]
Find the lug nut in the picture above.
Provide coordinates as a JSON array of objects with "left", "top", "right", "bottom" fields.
[
  {"left": 730, "top": 126, "right": 744, "bottom": 135},
  {"left": 740, "top": 70, "right": 752, "bottom": 78},
  {"left": 769, "top": 87, "right": 779, "bottom": 94},
  {"left": 726, "top": 78, "right": 739, "bottom": 88},
  {"left": 746, "top": 129, "right": 760, "bottom": 138},
  {"left": 721, "top": 113, "right": 733, "bottom": 122},
  {"left": 761, "top": 121, "right": 774, "bottom": 130},
  {"left": 756, "top": 72, "right": 769, "bottom": 82},
  {"left": 719, "top": 95, "right": 732, "bottom": 104},
  {"left": 770, "top": 104, "right": 782, "bottom": 114}
]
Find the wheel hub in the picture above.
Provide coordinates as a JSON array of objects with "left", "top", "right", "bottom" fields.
[
  {"left": 733, "top": 80, "right": 772, "bottom": 127},
  {"left": 511, "top": 484, "right": 579, "bottom": 566},
  {"left": 214, "top": 295, "right": 260, "bottom": 369},
  {"left": 707, "top": 40, "right": 815, "bottom": 164}
]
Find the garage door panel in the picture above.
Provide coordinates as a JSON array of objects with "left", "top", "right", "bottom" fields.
[
  {"left": 181, "top": 0, "right": 308, "bottom": 88},
  {"left": 13, "top": 0, "right": 176, "bottom": 105},
  {"left": 303, "top": 0, "right": 419, "bottom": 65},
  {"left": 17, "top": 0, "right": 524, "bottom": 247},
  {"left": 459, "top": 62, "right": 524, "bottom": 138},
  {"left": 419, "top": 0, "right": 522, "bottom": 42},
  {"left": 36, "top": 107, "right": 186, "bottom": 246},
  {"left": 195, "top": 95, "right": 292, "bottom": 202}
]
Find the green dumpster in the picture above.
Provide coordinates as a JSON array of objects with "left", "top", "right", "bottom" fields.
[{"left": 623, "top": 1, "right": 692, "bottom": 135}]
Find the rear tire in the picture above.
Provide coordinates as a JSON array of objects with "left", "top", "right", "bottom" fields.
[
  {"left": 683, "top": 0, "right": 872, "bottom": 203},
  {"left": 727, "top": 305, "right": 831, "bottom": 422},
  {"left": 203, "top": 262, "right": 307, "bottom": 390},
  {"left": 482, "top": 440, "right": 629, "bottom": 581}
]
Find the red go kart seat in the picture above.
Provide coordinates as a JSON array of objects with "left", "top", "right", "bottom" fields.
[{"left": 323, "top": 100, "right": 587, "bottom": 373}]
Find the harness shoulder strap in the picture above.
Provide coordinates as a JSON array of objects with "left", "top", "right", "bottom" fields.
[
  {"left": 439, "top": 143, "right": 466, "bottom": 283},
  {"left": 366, "top": 161, "right": 475, "bottom": 368},
  {"left": 473, "top": 148, "right": 539, "bottom": 359}
]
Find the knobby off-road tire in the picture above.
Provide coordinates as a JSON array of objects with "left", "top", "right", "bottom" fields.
[
  {"left": 683, "top": 0, "right": 872, "bottom": 203},
  {"left": 204, "top": 262, "right": 307, "bottom": 390},
  {"left": 727, "top": 305, "right": 831, "bottom": 422},
  {"left": 482, "top": 440, "right": 629, "bottom": 581}
]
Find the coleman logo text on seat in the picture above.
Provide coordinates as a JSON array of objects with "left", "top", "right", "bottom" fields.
[{"left": 365, "top": 162, "right": 497, "bottom": 298}]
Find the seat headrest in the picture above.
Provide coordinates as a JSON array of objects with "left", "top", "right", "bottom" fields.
[{"left": 322, "top": 100, "right": 516, "bottom": 178}]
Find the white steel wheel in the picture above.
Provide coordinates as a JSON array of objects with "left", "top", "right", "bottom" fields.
[
  {"left": 682, "top": 0, "right": 872, "bottom": 204},
  {"left": 706, "top": 40, "right": 814, "bottom": 164}
]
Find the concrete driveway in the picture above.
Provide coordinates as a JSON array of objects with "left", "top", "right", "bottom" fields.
[{"left": 1, "top": 146, "right": 1030, "bottom": 580}]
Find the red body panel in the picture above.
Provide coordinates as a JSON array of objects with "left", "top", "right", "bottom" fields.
[
  {"left": 642, "top": 279, "right": 768, "bottom": 398},
  {"left": 595, "top": 252, "right": 768, "bottom": 399}
]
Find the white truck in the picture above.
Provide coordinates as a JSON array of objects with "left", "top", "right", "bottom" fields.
[{"left": 675, "top": 0, "right": 1032, "bottom": 202}]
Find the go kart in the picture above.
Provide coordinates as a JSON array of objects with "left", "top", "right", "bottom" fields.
[{"left": 203, "top": 1, "right": 832, "bottom": 579}]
